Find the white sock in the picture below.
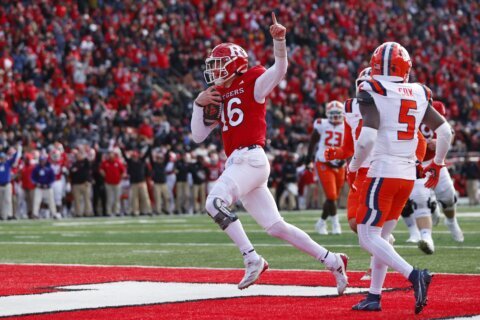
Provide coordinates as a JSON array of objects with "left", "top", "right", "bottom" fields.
[
  {"left": 358, "top": 224, "right": 413, "bottom": 279},
  {"left": 370, "top": 255, "right": 388, "bottom": 295},
  {"left": 403, "top": 215, "right": 416, "bottom": 228},
  {"left": 331, "top": 215, "right": 339, "bottom": 225},
  {"left": 266, "top": 221, "right": 335, "bottom": 267},
  {"left": 420, "top": 228, "right": 432, "bottom": 240},
  {"left": 224, "top": 220, "right": 259, "bottom": 262},
  {"left": 369, "top": 220, "right": 397, "bottom": 295},
  {"left": 446, "top": 217, "right": 457, "bottom": 225},
  {"left": 403, "top": 216, "right": 420, "bottom": 238}
]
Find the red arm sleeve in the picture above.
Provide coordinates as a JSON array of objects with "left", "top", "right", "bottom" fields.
[
  {"left": 416, "top": 130, "right": 427, "bottom": 162},
  {"left": 340, "top": 121, "right": 354, "bottom": 159}
]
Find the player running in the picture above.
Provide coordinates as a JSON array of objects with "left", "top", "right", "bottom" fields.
[
  {"left": 191, "top": 13, "right": 348, "bottom": 295},
  {"left": 404, "top": 100, "right": 464, "bottom": 254},
  {"left": 324, "top": 67, "right": 426, "bottom": 280},
  {"left": 349, "top": 42, "right": 452, "bottom": 314},
  {"left": 307, "top": 101, "right": 345, "bottom": 235}
]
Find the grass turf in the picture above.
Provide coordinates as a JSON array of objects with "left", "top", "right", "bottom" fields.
[{"left": 0, "top": 206, "right": 478, "bottom": 274}]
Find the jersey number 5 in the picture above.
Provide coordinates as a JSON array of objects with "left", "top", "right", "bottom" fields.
[
  {"left": 397, "top": 100, "right": 417, "bottom": 140},
  {"left": 221, "top": 98, "right": 244, "bottom": 131}
]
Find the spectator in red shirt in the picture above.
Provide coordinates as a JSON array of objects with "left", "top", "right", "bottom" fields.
[{"left": 100, "top": 149, "right": 125, "bottom": 216}]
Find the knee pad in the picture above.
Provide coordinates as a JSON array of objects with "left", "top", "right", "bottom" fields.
[
  {"left": 266, "top": 220, "right": 290, "bottom": 238},
  {"left": 412, "top": 196, "right": 433, "bottom": 219},
  {"left": 400, "top": 199, "right": 414, "bottom": 218},
  {"left": 438, "top": 194, "right": 457, "bottom": 210},
  {"left": 435, "top": 180, "right": 456, "bottom": 209},
  {"left": 205, "top": 197, "right": 238, "bottom": 230},
  {"left": 205, "top": 177, "right": 240, "bottom": 214}
]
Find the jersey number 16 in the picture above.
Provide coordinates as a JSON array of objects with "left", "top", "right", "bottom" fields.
[{"left": 221, "top": 98, "right": 244, "bottom": 131}]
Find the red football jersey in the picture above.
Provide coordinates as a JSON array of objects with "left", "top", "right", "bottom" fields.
[
  {"left": 419, "top": 123, "right": 436, "bottom": 162},
  {"left": 215, "top": 66, "right": 267, "bottom": 156}
]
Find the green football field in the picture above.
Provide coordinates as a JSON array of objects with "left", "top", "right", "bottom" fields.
[{"left": 0, "top": 206, "right": 478, "bottom": 274}]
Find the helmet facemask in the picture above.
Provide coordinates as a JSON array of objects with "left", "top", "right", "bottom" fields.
[
  {"left": 327, "top": 110, "right": 344, "bottom": 124},
  {"left": 204, "top": 56, "right": 235, "bottom": 85}
]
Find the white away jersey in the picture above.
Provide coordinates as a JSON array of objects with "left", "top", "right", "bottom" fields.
[
  {"left": 358, "top": 78, "right": 431, "bottom": 180},
  {"left": 313, "top": 118, "right": 344, "bottom": 164},
  {"left": 344, "top": 98, "right": 372, "bottom": 169}
]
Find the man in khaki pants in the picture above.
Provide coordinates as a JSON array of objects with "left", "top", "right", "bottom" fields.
[
  {"left": 100, "top": 149, "right": 125, "bottom": 216},
  {"left": 174, "top": 152, "right": 191, "bottom": 214},
  {"left": 150, "top": 150, "right": 171, "bottom": 215},
  {"left": 0, "top": 147, "right": 22, "bottom": 220},
  {"left": 70, "top": 150, "right": 93, "bottom": 217},
  {"left": 121, "top": 147, "right": 151, "bottom": 216},
  {"left": 191, "top": 155, "right": 207, "bottom": 213}
]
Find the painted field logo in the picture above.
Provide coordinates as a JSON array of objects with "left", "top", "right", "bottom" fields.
[
  {"left": 0, "top": 281, "right": 368, "bottom": 317},
  {"left": 0, "top": 264, "right": 479, "bottom": 320}
]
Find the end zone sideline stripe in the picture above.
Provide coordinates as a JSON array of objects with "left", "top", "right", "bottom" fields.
[{"left": 0, "top": 262, "right": 479, "bottom": 277}]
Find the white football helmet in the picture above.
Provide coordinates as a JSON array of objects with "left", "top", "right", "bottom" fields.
[
  {"left": 326, "top": 100, "right": 344, "bottom": 124},
  {"left": 355, "top": 67, "right": 372, "bottom": 93}
]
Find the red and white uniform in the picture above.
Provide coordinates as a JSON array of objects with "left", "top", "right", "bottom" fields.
[
  {"left": 191, "top": 43, "right": 287, "bottom": 230},
  {"left": 410, "top": 123, "right": 456, "bottom": 215},
  {"left": 216, "top": 66, "right": 267, "bottom": 157}
]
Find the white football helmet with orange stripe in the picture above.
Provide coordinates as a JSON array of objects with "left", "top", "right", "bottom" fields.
[
  {"left": 326, "top": 100, "right": 344, "bottom": 125},
  {"left": 355, "top": 67, "right": 372, "bottom": 93}
]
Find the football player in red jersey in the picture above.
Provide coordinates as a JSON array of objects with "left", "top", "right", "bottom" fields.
[{"left": 191, "top": 13, "right": 349, "bottom": 294}]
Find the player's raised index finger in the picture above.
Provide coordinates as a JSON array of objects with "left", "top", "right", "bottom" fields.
[{"left": 272, "top": 12, "right": 277, "bottom": 25}]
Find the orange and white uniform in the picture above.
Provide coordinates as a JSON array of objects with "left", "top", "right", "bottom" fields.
[
  {"left": 313, "top": 118, "right": 345, "bottom": 201},
  {"left": 340, "top": 98, "right": 426, "bottom": 221},
  {"left": 343, "top": 98, "right": 372, "bottom": 220},
  {"left": 355, "top": 79, "right": 431, "bottom": 227}
]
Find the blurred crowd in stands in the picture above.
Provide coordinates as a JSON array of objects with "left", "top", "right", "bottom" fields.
[{"left": 0, "top": 0, "right": 478, "bottom": 219}]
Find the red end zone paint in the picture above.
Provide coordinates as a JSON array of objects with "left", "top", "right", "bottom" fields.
[{"left": 0, "top": 264, "right": 479, "bottom": 320}]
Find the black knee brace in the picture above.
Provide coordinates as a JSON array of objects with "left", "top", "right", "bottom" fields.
[{"left": 209, "top": 198, "right": 238, "bottom": 230}]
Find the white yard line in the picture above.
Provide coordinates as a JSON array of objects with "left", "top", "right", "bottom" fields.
[
  {"left": 0, "top": 229, "right": 478, "bottom": 235},
  {"left": 0, "top": 241, "right": 478, "bottom": 250}
]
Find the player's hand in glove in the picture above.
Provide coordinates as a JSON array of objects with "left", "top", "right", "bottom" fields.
[
  {"left": 324, "top": 147, "right": 344, "bottom": 161},
  {"left": 424, "top": 161, "right": 444, "bottom": 188}
]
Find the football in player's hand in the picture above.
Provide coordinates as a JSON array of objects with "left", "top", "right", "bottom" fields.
[{"left": 203, "top": 103, "right": 221, "bottom": 126}]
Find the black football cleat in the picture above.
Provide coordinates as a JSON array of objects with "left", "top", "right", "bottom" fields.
[
  {"left": 352, "top": 294, "right": 382, "bottom": 311},
  {"left": 409, "top": 269, "right": 433, "bottom": 314}
]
